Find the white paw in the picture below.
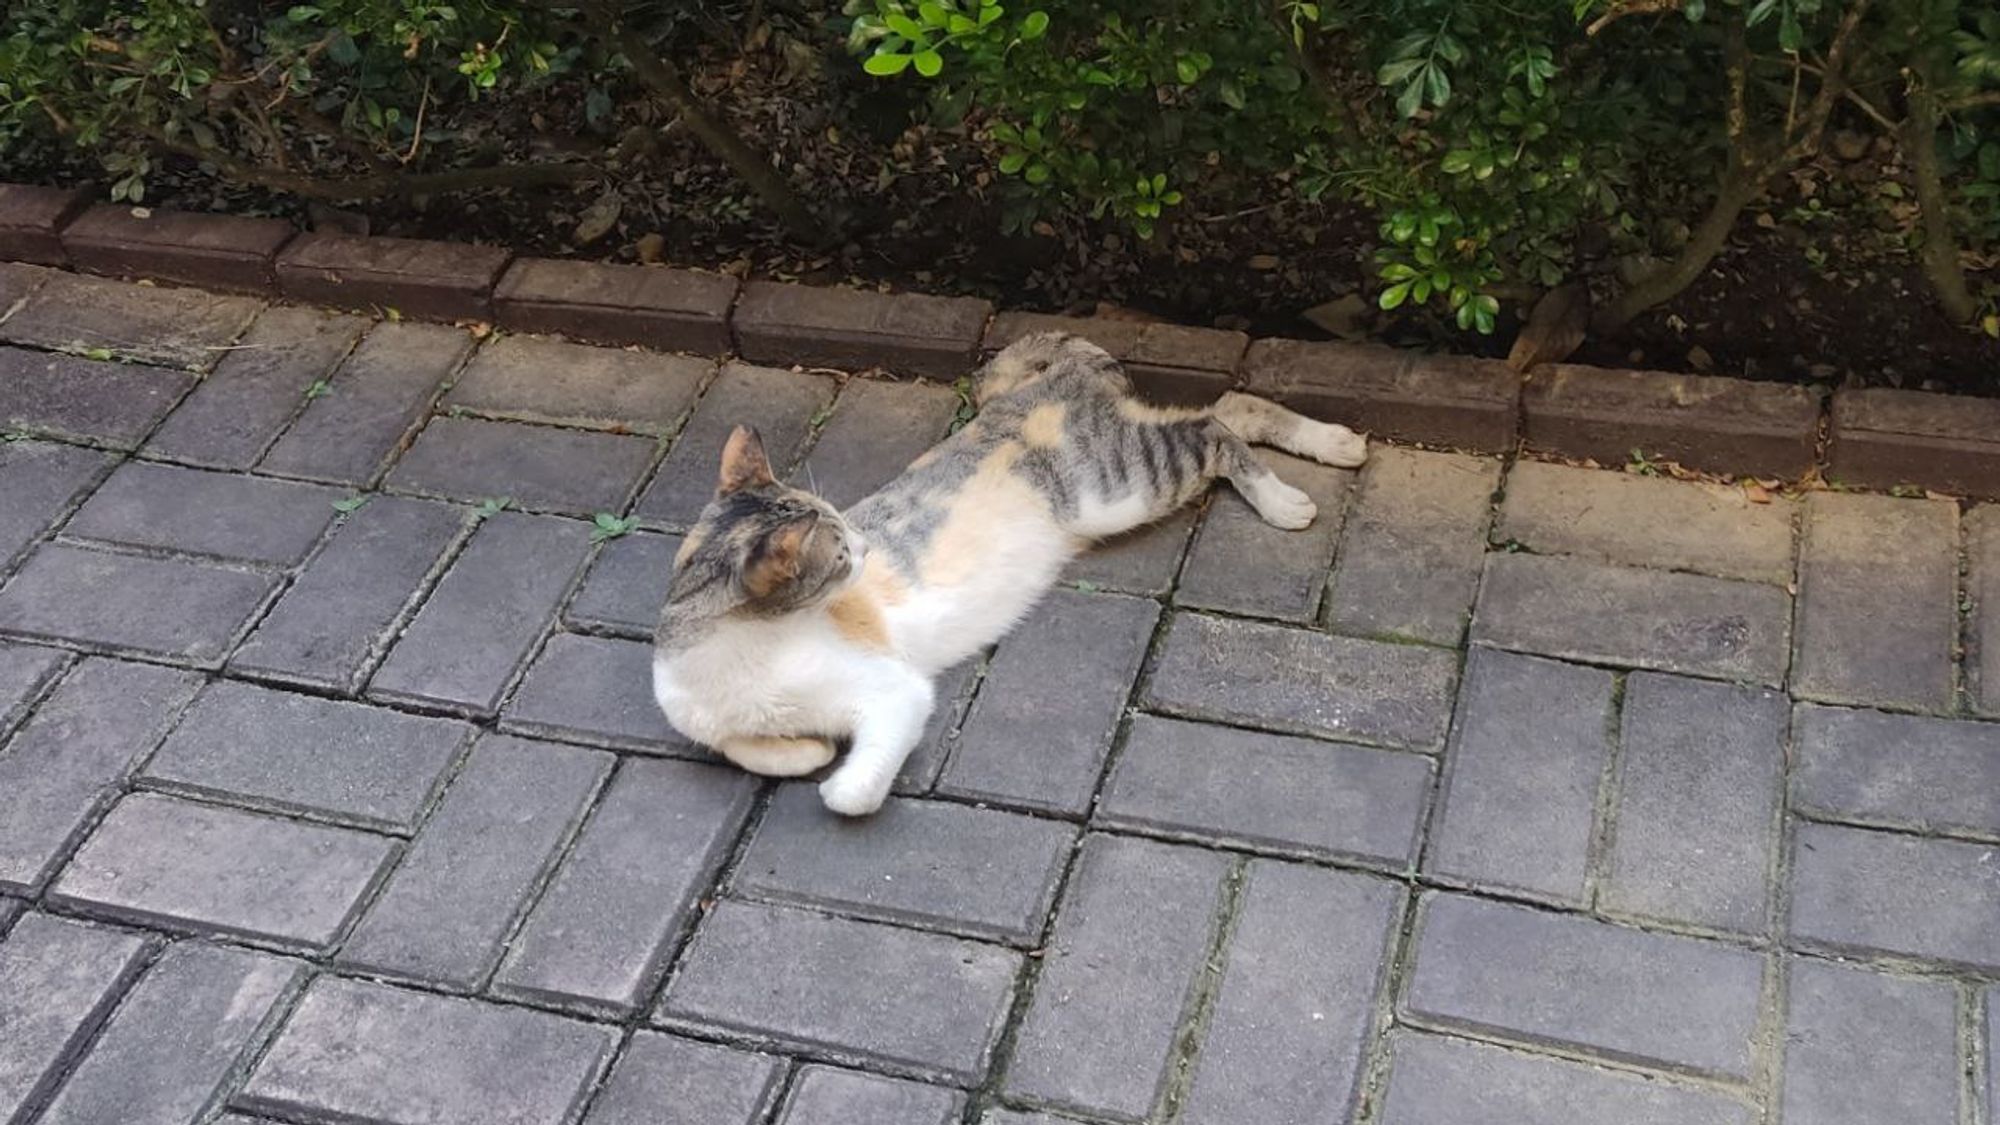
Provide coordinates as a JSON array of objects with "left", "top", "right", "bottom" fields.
[
  {"left": 1299, "top": 420, "right": 1368, "bottom": 468},
  {"left": 819, "top": 768, "right": 892, "bottom": 817},
  {"left": 1248, "top": 476, "right": 1317, "bottom": 530}
]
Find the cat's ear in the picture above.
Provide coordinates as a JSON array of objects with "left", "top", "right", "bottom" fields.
[
  {"left": 741, "top": 518, "right": 814, "bottom": 599},
  {"left": 717, "top": 426, "right": 776, "bottom": 495}
]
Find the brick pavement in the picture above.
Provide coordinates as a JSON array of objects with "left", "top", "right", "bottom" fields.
[{"left": 0, "top": 267, "right": 1996, "bottom": 1124}]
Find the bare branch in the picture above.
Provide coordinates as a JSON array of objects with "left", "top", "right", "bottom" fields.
[{"left": 1586, "top": 0, "right": 1684, "bottom": 37}]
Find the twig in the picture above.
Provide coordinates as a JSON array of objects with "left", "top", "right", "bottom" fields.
[
  {"left": 1586, "top": 0, "right": 1683, "bottom": 37},
  {"left": 1948, "top": 91, "right": 2000, "bottom": 111},
  {"left": 402, "top": 77, "right": 431, "bottom": 165}
]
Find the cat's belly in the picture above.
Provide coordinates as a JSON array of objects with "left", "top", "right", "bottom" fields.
[{"left": 651, "top": 646, "right": 858, "bottom": 747}]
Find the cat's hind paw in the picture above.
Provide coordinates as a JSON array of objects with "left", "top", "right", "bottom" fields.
[
  {"left": 819, "top": 768, "right": 893, "bottom": 817},
  {"left": 1297, "top": 420, "right": 1368, "bottom": 468},
  {"left": 1244, "top": 474, "right": 1317, "bottom": 530}
]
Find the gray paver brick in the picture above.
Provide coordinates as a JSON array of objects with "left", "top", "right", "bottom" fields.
[
  {"left": 634, "top": 362, "right": 836, "bottom": 527},
  {"left": 493, "top": 758, "right": 756, "bottom": 1017},
  {"left": 1326, "top": 446, "right": 1498, "bottom": 645},
  {"left": 1603, "top": 673, "right": 1786, "bottom": 934},
  {"left": 0, "top": 544, "right": 277, "bottom": 665},
  {"left": 1404, "top": 892, "right": 1766, "bottom": 1079},
  {"left": 1497, "top": 460, "right": 1796, "bottom": 583},
  {"left": 1099, "top": 714, "right": 1430, "bottom": 867},
  {"left": 776, "top": 1066, "right": 965, "bottom": 1125},
  {"left": 1179, "top": 860, "right": 1399, "bottom": 1125},
  {"left": 1378, "top": 1032, "right": 1755, "bottom": 1125},
  {"left": 503, "top": 632, "right": 689, "bottom": 752},
  {"left": 0, "top": 641, "right": 66, "bottom": 738},
  {"left": 1988, "top": 988, "right": 1996, "bottom": 1125},
  {"left": 0, "top": 658, "right": 202, "bottom": 893},
  {"left": 50, "top": 793, "right": 396, "bottom": 951},
  {"left": 981, "top": 1112, "right": 1081, "bottom": 1125},
  {"left": 1066, "top": 508, "right": 1196, "bottom": 597},
  {"left": 937, "top": 589, "right": 1157, "bottom": 816},
  {"left": 1781, "top": 958, "right": 1961, "bottom": 1125},
  {"left": 1472, "top": 552, "right": 1792, "bottom": 684},
  {"left": 1428, "top": 650, "right": 1614, "bottom": 904},
  {"left": 446, "top": 335, "right": 709, "bottom": 433},
  {"left": 144, "top": 680, "right": 471, "bottom": 832},
  {"left": 145, "top": 307, "right": 366, "bottom": 469},
  {"left": 1004, "top": 835, "right": 1230, "bottom": 1120},
  {"left": 582, "top": 1033, "right": 783, "bottom": 1125},
  {"left": 338, "top": 734, "right": 610, "bottom": 989},
  {"left": 797, "top": 378, "right": 961, "bottom": 509},
  {"left": 1176, "top": 452, "right": 1351, "bottom": 622},
  {"left": 229, "top": 495, "right": 466, "bottom": 691},
  {"left": 0, "top": 347, "right": 196, "bottom": 448},
  {"left": 241, "top": 976, "right": 617, "bottom": 1125},
  {"left": 369, "top": 511, "right": 590, "bottom": 716},
  {"left": 660, "top": 900, "right": 1021, "bottom": 1084},
  {"left": 1795, "top": 704, "right": 2000, "bottom": 840},
  {"left": 0, "top": 261, "right": 53, "bottom": 310},
  {"left": 1789, "top": 820, "right": 2000, "bottom": 970},
  {"left": 37, "top": 941, "right": 302, "bottom": 1125},
  {"left": 0, "top": 439, "right": 113, "bottom": 570},
  {"left": 259, "top": 321, "right": 472, "bottom": 485},
  {"left": 737, "top": 785, "right": 1075, "bottom": 945},
  {"left": 566, "top": 530, "right": 680, "bottom": 635},
  {"left": 0, "top": 271, "right": 260, "bottom": 369},
  {"left": 387, "top": 415, "right": 657, "bottom": 515},
  {"left": 1794, "top": 491, "right": 1957, "bottom": 710},
  {"left": 1973, "top": 505, "right": 2000, "bottom": 716},
  {"left": 0, "top": 914, "right": 151, "bottom": 1125},
  {"left": 1146, "top": 612, "right": 1460, "bottom": 750},
  {"left": 0, "top": 899, "right": 18, "bottom": 935},
  {"left": 64, "top": 460, "right": 340, "bottom": 564}
]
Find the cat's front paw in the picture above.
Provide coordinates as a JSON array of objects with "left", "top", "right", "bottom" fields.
[
  {"left": 819, "top": 769, "right": 892, "bottom": 817},
  {"left": 1299, "top": 420, "right": 1368, "bottom": 468}
]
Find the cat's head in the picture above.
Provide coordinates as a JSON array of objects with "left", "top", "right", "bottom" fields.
[
  {"left": 667, "top": 426, "right": 865, "bottom": 615},
  {"left": 977, "top": 330, "right": 1117, "bottom": 404}
]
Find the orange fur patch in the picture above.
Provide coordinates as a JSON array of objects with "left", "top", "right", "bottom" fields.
[
  {"left": 826, "top": 555, "right": 904, "bottom": 651},
  {"left": 1021, "top": 402, "right": 1068, "bottom": 448},
  {"left": 918, "top": 440, "right": 1047, "bottom": 587},
  {"left": 1117, "top": 398, "right": 1208, "bottom": 425}
]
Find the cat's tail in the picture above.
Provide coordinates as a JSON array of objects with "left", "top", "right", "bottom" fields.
[{"left": 1211, "top": 392, "right": 1367, "bottom": 468}]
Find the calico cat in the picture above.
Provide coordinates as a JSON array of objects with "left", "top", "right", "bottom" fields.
[{"left": 652, "top": 331, "right": 1367, "bottom": 816}]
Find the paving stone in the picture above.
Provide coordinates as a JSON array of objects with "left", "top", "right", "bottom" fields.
[
  {"left": 582, "top": 1032, "right": 783, "bottom": 1125},
  {"left": 1426, "top": 650, "right": 1613, "bottom": 904},
  {"left": 230, "top": 495, "right": 466, "bottom": 692},
  {"left": 1829, "top": 385, "right": 2000, "bottom": 498},
  {"left": 738, "top": 785, "right": 1075, "bottom": 945},
  {"left": 1240, "top": 338, "right": 1518, "bottom": 451},
  {"left": 0, "top": 347, "right": 196, "bottom": 447},
  {"left": 64, "top": 460, "right": 340, "bottom": 563},
  {"left": 144, "top": 680, "right": 472, "bottom": 833},
  {"left": 503, "top": 632, "right": 690, "bottom": 752},
  {"left": 776, "top": 1066, "right": 966, "bottom": 1125},
  {"left": 0, "top": 262, "right": 54, "bottom": 311},
  {"left": 338, "top": 734, "right": 610, "bottom": 989},
  {"left": 259, "top": 321, "right": 473, "bottom": 485},
  {"left": 274, "top": 232, "right": 511, "bottom": 321},
  {"left": 1789, "top": 820, "right": 2000, "bottom": 970},
  {"left": 0, "top": 545, "right": 278, "bottom": 665},
  {"left": 1974, "top": 506, "right": 2000, "bottom": 716},
  {"left": 1794, "top": 491, "right": 1957, "bottom": 711},
  {"left": 369, "top": 511, "right": 591, "bottom": 716},
  {"left": 0, "top": 659, "right": 202, "bottom": 894},
  {"left": 733, "top": 280, "right": 990, "bottom": 378},
  {"left": 633, "top": 362, "right": 836, "bottom": 527},
  {"left": 1603, "top": 674, "right": 1786, "bottom": 934},
  {"left": 0, "top": 271, "right": 260, "bottom": 369},
  {"left": 146, "top": 307, "right": 366, "bottom": 470},
  {"left": 981, "top": 1111, "right": 1082, "bottom": 1125},
  {"left": 241, "top": 976, "right": 617, "bottom": 1125},
  {"left": 0, "top": 439, "right": 113, "bottom": 570},
  {"left": 493, "top": 258, "right": 738, "bottom": 354},
  {"left": 1099, "top": 714, "right": 1430, "bottom": 867},
  {"left": 0, "top": 183, "right": 90, "bottom": 265},
  {"left": 62, "top": 204, "right": 295, "bottom": 294},
  {"left": 797, "top": 378, "right": 961, "bottom": 509},
  {"left": 1004, "top": 835, "right": 1229, "bottom": 1119},
  {"left": 1988, "top": 989, "right": 1996, "bottom": 1125},
  {"left": 388, "top": 415, "right": 657, "bottom": 515},
  {"left": 0, "top": 899, "right": 18, "bottom": 935},
  {"left": 1781, "top": 958, "right": 1961, "bottom": 1125},
  {"left": 1177, "top": 452, "right": 1351, "bottom": 621},
  {"left": 566, "top": 530, "right": 681, "bottom": 635},
  {"left": 892, "top": 654, "right": 983, "bottom": 795},
  {"left": 0, "top": 641, "right": 67, "bottom": 740},
  {"left": 1794, "top": 704, "right": 2000, "bottom": 840},
  {"left": 49, "top": 793, "right": 395, "bottom": 951},
  {"left": 1377, "top": 1032, "right": 1755, "bottom": 1125},
  {"left": 1404, "top": 892, "right": 1765, "bottom": 1079},
  {"left": 1497, "top": 460, "right": 1796, "bottom": 583},
  {"left": 1145, "top": 611, "right": 1459, "bottom": 750},
  {"left": 937, "top": 589, "right": 1158, "bottom": 816},
  {"left": 0, "top": 914, "right": 151, "bottom": 1125},
  {"left": 1521, "top": 364, "right": 1822, "bottom": 478},
  {"left": 493, "top": 758, "right": 756, "bottom": 1017},
  {"left": 1471, "top": 552, "right": 1792, "bottom": 684},
  {"left": 660, "top": 900, "right": 1021, "bottom": 1083},
  {"left": 1178, "top": 861, "right": 1399, "bottom": 1125},
  {"left": 1325, "top": 446, "right": 1498, "bottom": 645},
  {"left": 446, "top": 334, "right": 709, "bottom": 433},
  {"left": 37, "top": 941, "right": 303, "bottom": 1125},
  {"left": 1065, "top": 507, "right": 1196, "bottom": 597}
]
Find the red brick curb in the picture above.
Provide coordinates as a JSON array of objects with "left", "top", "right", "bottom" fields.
[{"left": 8, "top": 181, "right": 1999, "bottom": 498}]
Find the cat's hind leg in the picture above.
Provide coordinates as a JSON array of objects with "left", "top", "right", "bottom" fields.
[
  {"left": 1209, "top": 423, "right": 1318, "bottom": 530},
  {"left": 1212, "top": 391, "right": 1367, "bottom": 468},
  {"left": 718, "top": 734, "right": 837, "bottom": 777}
]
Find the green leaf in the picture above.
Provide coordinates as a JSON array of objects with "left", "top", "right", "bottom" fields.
[
  {"left": 1025, "top": 161, "right": 1052, "bottom": 184},
  {"left": 948, "top": 13, "right": 977, "bottom": 33},
  {"left": 864, "top": 52, "right": 914, "bottom": 75},
  {"left": 83, "top": 347, "right": 114, "bottom": 361},
  {"left": 591, "top": 512, "right": 635, "bottom": 542},
  {"left": 1396, "top": 75, "right": 1425, "bottom": 119},
  {"left": 304, "top": 379, "right": 332, "bottom": 401},
  {"left": 1412, "top": 277, "right": 1434, "bottom": 303},
  {"left": 1684, "top": 0, "right": 1706, "bottom": 18},
  {"left": 919, "top": 1, "right": 950, "bottom": 26},
  {"left": 886, "top": 13, "right": 925, "bottom": 39},
  {"left": 1746, "top": 0, "right": 1780, "bottom": 26},
  {"left": 1379, "top": 281, "right": 1413, "bottom": 310},
  {"left": 1218, "top": 79, "right": 1247, "bottom": 109},
  {"left": 1424, "top": 65, "right": 1451, "bottom": 107},
  {"left": 999, "top": 151, "right": 1028, "bottom": 173},
  {"left": 332, "top": 495, "right": 369, "bottom": 513},
  {"left": 1377, "top": 58, "right": 1424, "bottom": 86},
  {"left": 1021, "top": 10, "right": 1050, "bottom": 38},
  {"left": 475, "top": 496, "right": 513, "bottom": 519},
  {"left": 913, "top": 49, "right": 944, "bottom": 76},
  {"left": 1440, "top": 150, "right": 1475, "bottom": 174},
  {"left": 1151, "top": 172, "right": 1167, "bottom": 194},
  {"left": 1380, "top": 262, "right": 1419, "bottom": 281},
  {"left": 1176, "top": 57, "right": 1200, "bottom": 84}
]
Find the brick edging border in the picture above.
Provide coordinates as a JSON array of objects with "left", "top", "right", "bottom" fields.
[{"left": 3, "top": 183, "right": 1994, "bottom": 498}]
